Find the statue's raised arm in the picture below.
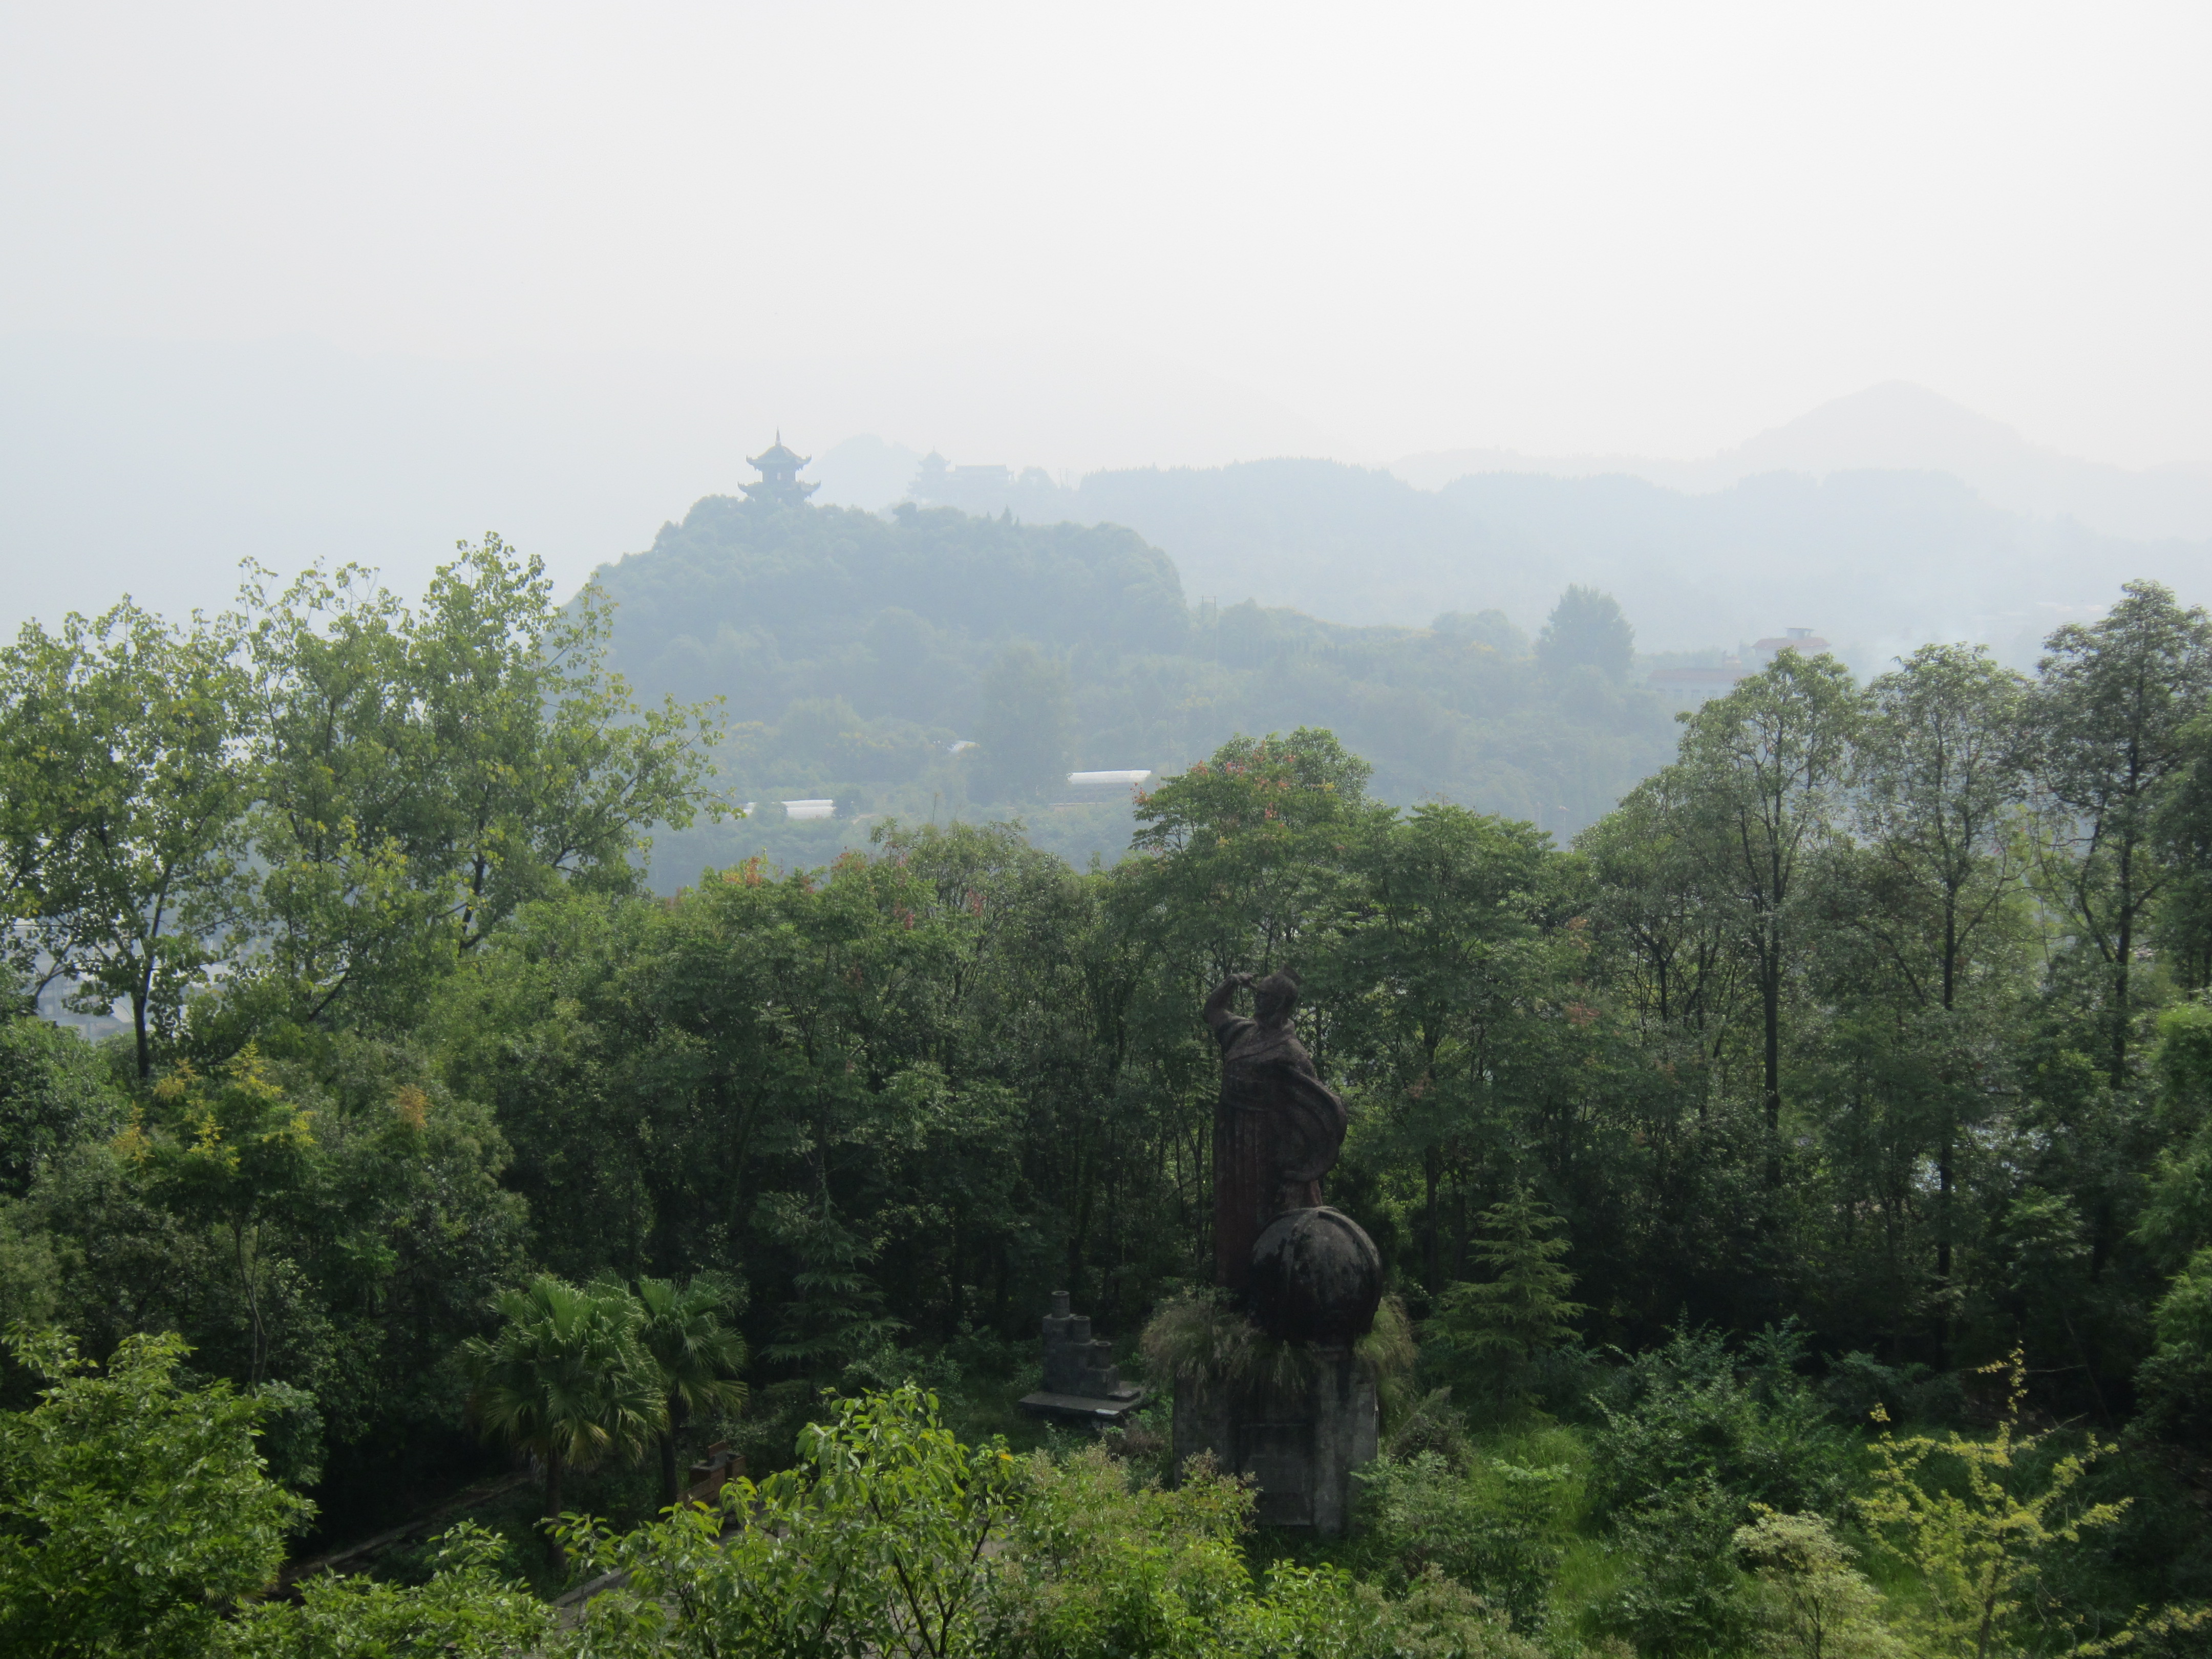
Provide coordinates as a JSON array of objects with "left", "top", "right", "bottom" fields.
[{"left": 1203, "top": 971, "right": 1255, "bottom": 1041}]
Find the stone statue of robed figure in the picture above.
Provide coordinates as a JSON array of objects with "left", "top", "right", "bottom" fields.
[
  {"left": 1202, "top": 968, "right": 1349, "bottom": 1294},
  {"left": 1177, "top": 965, "right": 1382, "bottom": 1534}
]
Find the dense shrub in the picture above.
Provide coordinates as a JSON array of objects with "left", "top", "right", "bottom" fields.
[
  {"left": 1354, "top": 1448, "right": 1577, "bottom": 1629},
  {"left": 1588, "top": 1324, "right": 1856, "bottom": 1521}
]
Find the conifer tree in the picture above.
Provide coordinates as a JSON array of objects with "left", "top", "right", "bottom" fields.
[{"left": 1427, "top": 1187, "right": 1585, "bottom": 1414}]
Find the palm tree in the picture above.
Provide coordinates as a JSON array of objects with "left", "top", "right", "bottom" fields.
[
  {"left": 461, "top": 1275, "right": 664, "bottom": 1564},
  {"left": 630, "top": 1272, "right": 750, "bottom": 1508}
]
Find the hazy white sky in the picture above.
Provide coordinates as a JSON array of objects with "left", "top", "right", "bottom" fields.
[{"left": 5, "top": 0, "right": 2209, "bottom": 473}]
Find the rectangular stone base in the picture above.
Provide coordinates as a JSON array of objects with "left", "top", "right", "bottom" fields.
[
  {"left": 1172, "top": 1348, "right": 1377, "bottom": 1535},
  {"left": 1017, "top": 1389, "right": 1149, "bottom": 1427}
]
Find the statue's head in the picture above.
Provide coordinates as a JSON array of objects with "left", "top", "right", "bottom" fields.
[{"left": 1254, "top": 968, "right": 1301, "bottom": 1028}]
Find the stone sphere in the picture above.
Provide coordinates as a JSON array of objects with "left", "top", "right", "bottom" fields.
[{"left": 1248, "top": 1207, "right": 1383, "bottom": 1346}]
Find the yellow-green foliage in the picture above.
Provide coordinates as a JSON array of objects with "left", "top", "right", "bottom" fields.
[
  {"left": 1362, "top": 1294, "right": 1419, "bottom": 1369},
  {"left": 219, "top": 1523, "right": 550, "bottom": 1658},
  {"left": 1355, "top": 1449, "right": 1577, "bottom": 1629},
  {"left": 1732, "top": 1508, "right": 1903, "bottom": 1659},
  {"left": 560, "top": 1382, "right": 1026, "bottom": 1659},
  {"left": 0, "top": 1328, "right": 313, "bottom": 1659},
  {"left": 1855, "top": 1353, "right": 2130, "bottom": 1658},
  {"left": 991, "top": 1444, "right": 1256, "bottom": 1659},
  {"left": 998, "top": 1444, "right": 1541, "bottom": 1659},
  {"left": 1238, "top": 1561, "right": 1543, "bottom": 1659}
]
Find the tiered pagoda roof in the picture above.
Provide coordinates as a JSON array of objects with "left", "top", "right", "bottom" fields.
[{"left": 741, "top": 435, "right": 820, "bottom": 507}]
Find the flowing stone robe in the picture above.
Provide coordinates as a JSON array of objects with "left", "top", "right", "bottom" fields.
[{"left": 1206, "top": 1010, "right": 1348, "bottom": 1293}]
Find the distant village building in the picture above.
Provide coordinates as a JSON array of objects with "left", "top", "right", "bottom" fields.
[
  {"left": 1056, "top": 769, "right": 1155, "bottom": 804},
  {"left": 1645, "top": 661, "right": 1746, "bottom": 701},
  {"left": 1645, "top": 626, "right": 1827, "bottom": 707},
  {"left": 741, "top": 437, "right": 820, "bottom": 508},
  {"left": 1752, "top": 626, "right": 1831, "bottom": 657}
]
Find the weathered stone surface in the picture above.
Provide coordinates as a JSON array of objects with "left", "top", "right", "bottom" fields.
[
  {"left": 1016, "top": 1389, "right": 1150, "bottom": 1427},
  {"left": 1201, "top": 969, "right": 1348, "bottom": 1292},
  {"left": 1170, "top": 1349, "right": 1377, "bottom": 1536},
  {"left": 1021, "top": 1290, "right": 1144, "bottom": 1427},
  {"left": 1248, "top": 1207, "right": 1383, "bottom": 1346},
  {"left": 1040, "top": 1289, "right": 1135, "bottom": 1398},
  {"left": 1173, "top": 975, "right": 1378, "bottom": 1533}
]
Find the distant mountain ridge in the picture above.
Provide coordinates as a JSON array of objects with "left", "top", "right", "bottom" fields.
[
  {"left": 1395, "top": 381, "right": 2212, "bottom": 544},
  {"left": 885, "top": 445, "right": 2208, "bottom": 670}
]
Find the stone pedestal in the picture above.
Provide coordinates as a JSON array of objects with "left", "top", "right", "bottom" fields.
[
  {"left": 1019, "top": 1291, "right": 1147, "bottom": 1427},
  {"left": 1171, "top": 1344, "right": 1378, "bottom": 1535}
]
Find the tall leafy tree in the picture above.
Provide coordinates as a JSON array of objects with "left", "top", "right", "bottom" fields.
[
  {"left": 1124, "top": 727, "right": 1387, "bottom": 985},
  {"left": 0, "top": 630, "right": 123, "bottom": 1005},
  {"left": 3, "top": 602, "right": 253, "bottom": 1077},
  {"left": 1849, "top": 645, "right": 2033, "bottom": 1016},
  {"left": 0, "top": 1013, "right": 125, "bottom": 1199},
  {"left": 1668, "top": 651, "right": 1859, "bottom": 1180},
  {"left": 1579, "top": 775, "right": 1746, "bottom": 1040},
  {"left": 233, "top": 562, "right": 441, "bottom": 1032},
  {"left": 1536, "top": 585, "right": 1635, "bottom": 682},
  {"left": 2153, "top": 712, "right": 2212, "bottom": 993},
  {"left": 140, "top": 1047, "right": 319, "bottom": 1388},
  {"left": 1339, "top": 803, "right": 1554, "bottom": 1292},
  {"left": 2032, "top": 580, "right": 2212, "bottom": 1087},
  {"left": 239, "top": 540, "right": 725, "bottom": 1034},
  {"left": 1835, "top": 644, "right": 2033, "bottom": 1340}
]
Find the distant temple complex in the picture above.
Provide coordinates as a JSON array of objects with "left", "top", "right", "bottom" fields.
[{"left": 741, "top": 436, "right": 819, "bottom": 508}]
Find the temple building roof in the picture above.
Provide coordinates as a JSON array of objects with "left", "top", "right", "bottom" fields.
[
  {"left": 740, "top": 434, "right": 820, "bottom": 507},
  {"left": 747, "top": 441, "right": 809, "bottom": 471}
]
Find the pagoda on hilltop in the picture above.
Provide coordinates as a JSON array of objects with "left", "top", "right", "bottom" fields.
[{"left": 741, "top": 434, "right": 820, "bottom": 508}]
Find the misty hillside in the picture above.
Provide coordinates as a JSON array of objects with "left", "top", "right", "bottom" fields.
[
  {"left": 898, "top": 450, "right": 2211, "bottom": 667},
  {"left": 592, "top": 493, "right": 1676, "bottom": 881},
  {"left": 1399, "top": 380, "right": 2212, "bottom": 542}
]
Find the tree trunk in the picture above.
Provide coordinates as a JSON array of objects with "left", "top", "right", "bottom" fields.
[
  {"left": 1936, "top": 1128, "right": 1955, "bottom": 1367},
  {"left": 660, "top": 1393, "right": 689, "bottom": 1509},
  {"left": 1942, "top": 893, "right": 1958, "bottom": 1013},
  {"left": 1423, "top": 1144, "right": 1441, "bottom": 1295},
  {"left": 132, "top": 985, "right": 151, "bottom": 1081},
  {"left": 544, "top": 1445, "right": 566, "bottom": 1569},
  {"left": 2112, "top": 842, "right": 2134, "bottom": 1088},
  {"left": 1939, "top": 888, "right": 1959, "bottom": 1367},
  {"left": 1761, "top": 931, "right": 1783, "bottom": 1187}
]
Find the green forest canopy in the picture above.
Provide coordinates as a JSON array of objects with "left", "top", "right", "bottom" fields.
[{"left": 4, "top": 524, "right": 2212, "bottom": 1651}]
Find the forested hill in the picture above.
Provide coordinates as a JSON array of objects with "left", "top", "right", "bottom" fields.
[
  {"left": 588, "top": 493, "right": 1678, "bottom": 876},
  {"left": 598, "top": 492, "right": 1190, "bottom": 706}
]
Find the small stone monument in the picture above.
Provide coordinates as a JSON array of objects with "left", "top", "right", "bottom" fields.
[
  {"left": 1018, "top": 1291, "right": 1147, "bottom": 1426},
  {"left": 1171, "top": 969, "right": 1382, "bottom": 1535}
]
